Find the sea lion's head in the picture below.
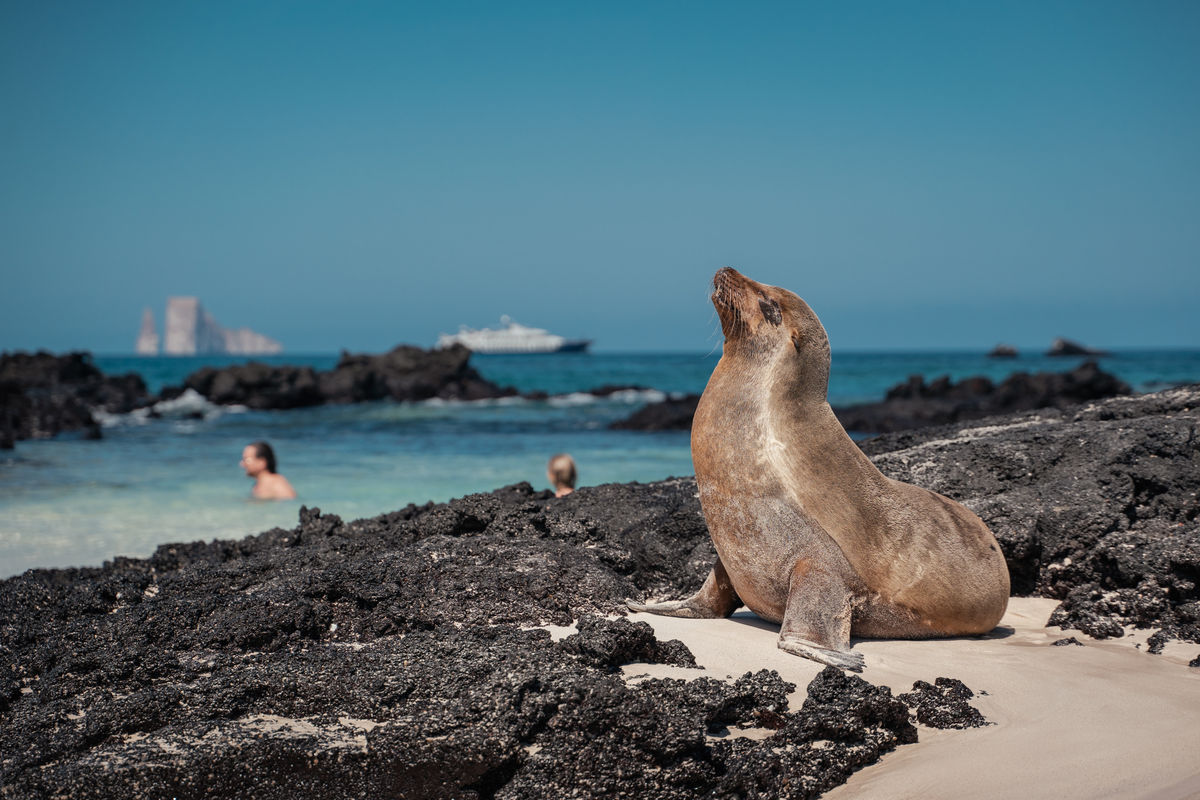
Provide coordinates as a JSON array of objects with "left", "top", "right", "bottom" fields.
[{"left": 711, "top": 267, "right": 831, "bottom": 399}]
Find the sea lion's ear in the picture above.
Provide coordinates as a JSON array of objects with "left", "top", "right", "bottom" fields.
[{"left": 791, "top": 330, "right": 802, "bottom": 351}]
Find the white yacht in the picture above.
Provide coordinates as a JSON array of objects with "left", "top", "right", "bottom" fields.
[{"left": 436, "top": 316, "right": 591, "bottom": 354}]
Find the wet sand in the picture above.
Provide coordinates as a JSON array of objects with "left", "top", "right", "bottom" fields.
[{"left": 626, "top": 597, "right": 1200, "bottom": 800}]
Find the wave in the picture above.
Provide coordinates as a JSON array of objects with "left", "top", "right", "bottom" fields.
[{"left": 93, "top": 389, "right": 246, "bottom": 428}]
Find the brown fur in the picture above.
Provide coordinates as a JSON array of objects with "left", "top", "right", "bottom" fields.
[{"left": 629, "top": 268, "right": 1010, "bottom": 670}]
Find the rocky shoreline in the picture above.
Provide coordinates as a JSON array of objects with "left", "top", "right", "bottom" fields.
[{"left": 3, "top": 385, "right": 1197, "bottom": 797}]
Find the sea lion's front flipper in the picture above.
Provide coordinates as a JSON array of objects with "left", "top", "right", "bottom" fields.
[
  {"left": 777, "top": 561, "right": 864, "bottom": 672},
  {"left": 626, "top": 558, "right": 739, "bottom": 619}
]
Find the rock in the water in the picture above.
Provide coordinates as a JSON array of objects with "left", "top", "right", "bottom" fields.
[
  {"left": 612, "top": 362, "right": 1131, "bottom": 435},
  {"left": 173, "top": 344, "right": 516, "bottom": 409},
  {"left": 834, "top": 360, "right": 1131, "bottom": 434},
  {"left": 988, "top": 344, "right": 1019, "bottom": 358},
  {"left": 0, "top": 351, "right": 151, "bottom": 447},
  {"left": 1047, "top": 337, "right": 1110, "bottom": 357},
  {"left": 609, "top": 394, "right": 700, "bottom": 431}
]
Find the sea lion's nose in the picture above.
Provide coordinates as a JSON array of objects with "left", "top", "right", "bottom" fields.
[{"left": 713, "top": 267, "right": 742, "bottom": 291}]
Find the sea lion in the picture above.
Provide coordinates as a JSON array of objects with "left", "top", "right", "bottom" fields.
[{"left": 629, "top": 267, "right": 1010, "bottom": 670}]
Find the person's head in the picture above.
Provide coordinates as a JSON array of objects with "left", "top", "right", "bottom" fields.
[
  {"left": 241, "top": 441, "right": 277, "bottom": 477},
  {"left": 547, "top": 453, "right": 577, "bottom": 495}
]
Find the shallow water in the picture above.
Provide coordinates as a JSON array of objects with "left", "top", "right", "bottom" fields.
[{"left": 2, "top": 349, "right": 1197, "bottom": 577}]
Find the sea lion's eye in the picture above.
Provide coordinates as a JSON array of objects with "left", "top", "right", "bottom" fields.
[{"left": 758, "top": 298, "right": 782, "bottom": 326}]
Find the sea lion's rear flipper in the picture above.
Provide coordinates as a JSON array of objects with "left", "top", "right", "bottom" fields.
[
  {"left": 626, "top": 558, "right": 740, "bottom": 619},
  {"left": 777, "top": 561, "right": 864, "bottom": 672}
]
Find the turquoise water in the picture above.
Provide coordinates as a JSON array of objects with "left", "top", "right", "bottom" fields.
[{"left": 2, "top": 349, "right": 1198, "bottom": 578}]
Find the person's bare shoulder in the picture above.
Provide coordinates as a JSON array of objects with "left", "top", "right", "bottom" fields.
[{"left": 255, "top": 474, "right": 297, "bottom": 500}]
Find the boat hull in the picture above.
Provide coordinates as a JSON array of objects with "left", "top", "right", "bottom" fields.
[{"left": 468, "top": 339, "right": 591, "bottom": 354}]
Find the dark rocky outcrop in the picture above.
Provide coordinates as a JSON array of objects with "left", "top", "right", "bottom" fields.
[
  {"left": 835, "top": 360, "right": 1130, "bottom": 434},
  {"left": 609, "top": 394, "right": 701, "bottom": 431},
  {"left": 173, "top": 344, "right": 517, "bottom": 409},
  {"left": 987, "top": 344, "right": 1019, "bottom": 358},
  {"left": 612, "top": 361, "right": 1131, "bottom": 435},
  {"left": 0, "top": 351, "right": 151, "bottom": 448}
]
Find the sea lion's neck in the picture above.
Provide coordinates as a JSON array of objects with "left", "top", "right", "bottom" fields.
[
  {"left": 694, "top": 353, "right": 830, "bottom": 480},
  {"left": 761, "top": 366, "right": 892, "bottom": 530},
  {"left": 698, "top": 350, "right": 889, "bottom": 508}
]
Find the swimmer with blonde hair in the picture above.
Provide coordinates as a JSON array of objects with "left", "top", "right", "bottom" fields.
[{"left": 547, "top": 453, "right": 577, "bottom": 498}]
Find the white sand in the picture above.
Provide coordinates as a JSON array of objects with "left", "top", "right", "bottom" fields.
[{"left": 625, "top": 598, "right": 1200, "bottom": 799}]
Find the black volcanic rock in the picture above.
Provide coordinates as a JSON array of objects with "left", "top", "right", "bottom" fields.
[
  {"left": 2, "top": 480, "right": 942, "bottom": 799},
  {"left": 182, "top": 362, "right": 324, "bottom": 409},
  {"left": 898, "top": 677, "right": 990, "bottom": 729},
  {"left": 833, "top": 360, "right": 1131, "bottom": 434},
  {"left": 0, "top": 351, "right": 151, "bottom": 448},
  {"left": 559, "top": 615, "right": 698, "bottom": 671},
  {"left": 703, "top": 667, "right": 916, "bottom": 798},
  {"left": 987, "top": 344, "right": 1019, "bottom": 358},
  {"left": 609, "top": 394, "right": 700, "bottom": 431},
  {"left": 172, "top": 344, "right": 518, "bottom": 409},
  {"left": 318, "top": 344, "right": 514, "bottom": 403}
]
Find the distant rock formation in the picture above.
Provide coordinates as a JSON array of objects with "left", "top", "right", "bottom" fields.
[
  {"left": 987, "top": 344, "right": 1018, "bottom": 358},
  {"left": 135, "top": 308, "right": 159, "bottom": 355},
  {"left": 161, "top": 297, "right": 282, "bottom": 356},
  {"left": 1047, "top": 337, "right": 1109, "bottom": 357}
]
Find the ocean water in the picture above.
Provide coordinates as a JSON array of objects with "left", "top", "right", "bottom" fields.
[{"left": 2, "top": 349, "right": 1198, "bottom": 578}]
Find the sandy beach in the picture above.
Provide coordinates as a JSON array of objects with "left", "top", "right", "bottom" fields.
[{"left": 624, "top": 598, "right": 1200, "bottom": 799}]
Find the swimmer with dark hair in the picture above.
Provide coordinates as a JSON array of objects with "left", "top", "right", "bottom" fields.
[
  {"left": 547, "top": 453, "right": 576, "bottom": 498},
  {"left": 241, "top": 441, "right": 297, "bottom": 500}
]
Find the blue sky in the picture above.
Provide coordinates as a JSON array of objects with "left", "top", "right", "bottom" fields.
[{"left": 2, "top": 1, "right": 1198, "bottom": 353}]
